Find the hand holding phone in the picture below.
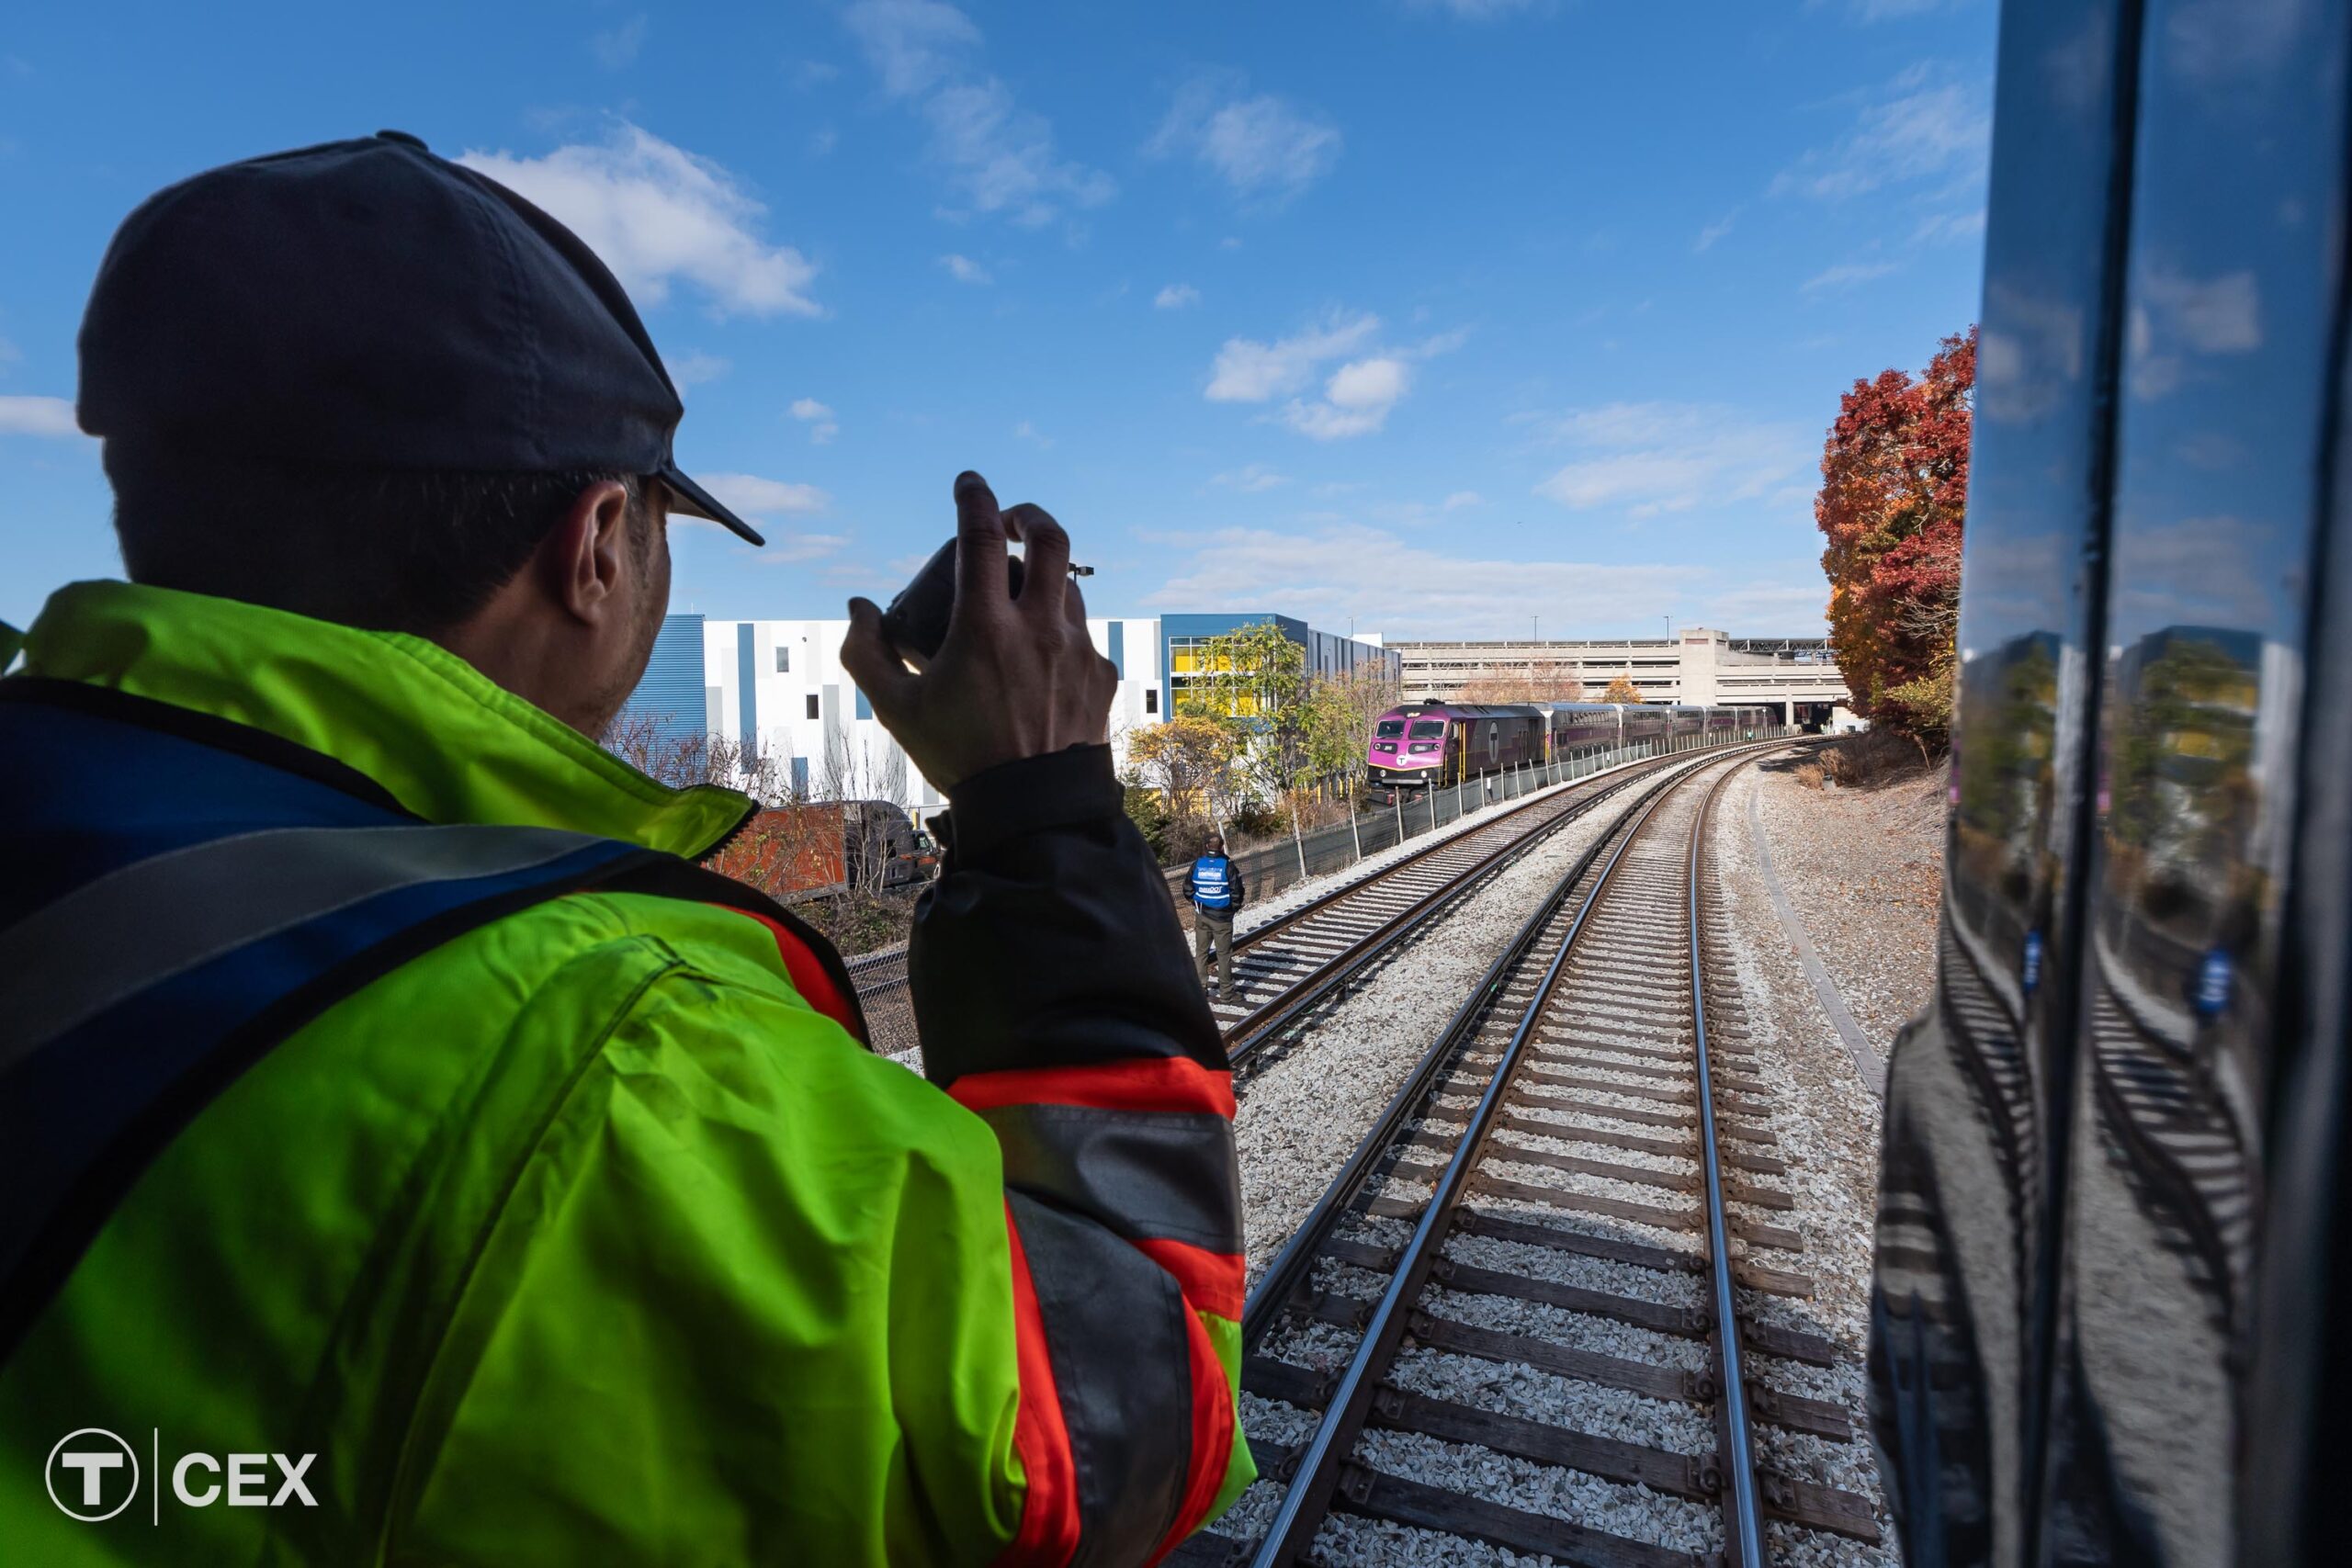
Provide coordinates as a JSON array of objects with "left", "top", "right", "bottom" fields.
[{"left": 841, "top": 471, "right": 1115, "bottom": 791}]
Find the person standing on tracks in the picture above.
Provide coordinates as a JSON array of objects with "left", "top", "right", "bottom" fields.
[
  {"left": 1187, "top": 832, "right": 1247, "bottom": 995},
  {"left": 0, "top": 134, "right": 1249, "bottom": 1564}
]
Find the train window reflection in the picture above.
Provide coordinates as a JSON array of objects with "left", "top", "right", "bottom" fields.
[
  {"left": 1408, "top": 720, "right": 1444, "bottom": 739},
  {"left": 1376, "top": 719, "right": 1406, "bottom": 738}
]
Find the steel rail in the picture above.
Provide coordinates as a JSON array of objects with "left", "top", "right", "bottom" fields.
[
  {"left": 1222, "top": 739, "right": 1789, "bottom": 1065},
  {"left": 1223, "top": 767, "right": 1650, "bottom": 1065},
  {"left": 1690, "top": 762, "right": 1765, "bottom": 1567},
  {"left": 1241, "top": 759, "right": 1714, "bottom": 1568},
  {"left": 1238, "top": 751, "right": 1713, "bottom": 1347}
]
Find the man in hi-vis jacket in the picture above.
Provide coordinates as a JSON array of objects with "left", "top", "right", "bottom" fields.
[
  {"left": 0, "top": 133, "right": 1248, "bottom": 1565},
  {"left": 1187, "top": 834, "right": 1247, "bottom": 996}
]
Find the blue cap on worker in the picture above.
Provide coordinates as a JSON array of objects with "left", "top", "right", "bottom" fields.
[{"left": 74, "top": 130, "right": 764, "bottom": 546}]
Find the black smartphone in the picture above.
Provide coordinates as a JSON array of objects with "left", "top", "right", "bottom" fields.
[{"left": 878, "top": 537, "right": 1025, "bottom": 662}]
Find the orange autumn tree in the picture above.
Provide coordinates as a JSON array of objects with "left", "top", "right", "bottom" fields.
[{"left": 1815, "top": 327, "right": 1975, "bottom": 748}]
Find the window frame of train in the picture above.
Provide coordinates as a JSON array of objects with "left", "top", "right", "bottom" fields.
[{"left": 1870, "top": 2, "right": 2352, "bottom": 1564}]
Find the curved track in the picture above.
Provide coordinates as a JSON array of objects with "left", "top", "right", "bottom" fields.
[
  {"left": 1184, "top": 748, "right": 1880, "bottom": 1567},
  {"left": 854, "top": 742, "right": 1782, "bottom": 1065}
]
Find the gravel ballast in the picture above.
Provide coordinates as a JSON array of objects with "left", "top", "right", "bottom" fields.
[
  {"left": 1233, "top": 797, "right": 1634, "bottom": 1284},
  {"left": 1700, "top": 749, "right": 1947, "bottom": 1562},
  {"left": 1212, "top": 742, "right": 1951, "bottom": 1565}
]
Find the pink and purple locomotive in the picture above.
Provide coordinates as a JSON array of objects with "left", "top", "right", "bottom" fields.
[{"left": 1364, "top": 701, "right": 1770, "bottom": 789}]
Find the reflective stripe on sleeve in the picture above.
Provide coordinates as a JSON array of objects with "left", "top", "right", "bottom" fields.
[
  {"left": 1004, "top": 1190, "right": 1195, "bottom": 1565},
  {"left": 949, "top": 1056, "right": 1236, "bottom": 1120}
]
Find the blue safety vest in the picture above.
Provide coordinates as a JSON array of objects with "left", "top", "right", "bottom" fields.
[
  {"left": 0, "top": 678, "right": 857, "bottom": 1360},
  {"left": 1190, "top": 854, "right": 1236, "bottom": 912}
]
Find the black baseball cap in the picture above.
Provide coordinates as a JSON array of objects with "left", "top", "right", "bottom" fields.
[{"left": 76, "top": 130, "right": 764, "bottom": 546}]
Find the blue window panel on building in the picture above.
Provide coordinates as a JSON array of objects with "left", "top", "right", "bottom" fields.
[
  {"left": 736, "top": 624, "right": 758, "bottom": 742},
  {"left": 855, "top": 687, "right": 873, "bottom": 720},
  {"left": 1108, "top": 621, "right": 1125, "bottom": 678},
  {"left": 792, "top": 756, "right": 809, "bottom": 795},
  {"left": 616, "top": 613, "right": 707, "bottom": 754}
]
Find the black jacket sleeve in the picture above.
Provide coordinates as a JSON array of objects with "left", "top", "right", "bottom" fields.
[{"left": 911, "top": 744, "right": 1227, "bottom": 1083}]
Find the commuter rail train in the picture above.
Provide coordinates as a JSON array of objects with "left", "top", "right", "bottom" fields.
[{"left": 1363, "top": 700, "right": 1771, "bottom": 789}]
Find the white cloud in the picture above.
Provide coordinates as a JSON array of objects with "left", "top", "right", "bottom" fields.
[
  {"left": 1414, "top": 326, "right": 1473, "bottom": 358},
  {"left": 1694, "top": 209, "right": 1739, "bottom": 252},
  {"left": 765, "top": 533, "right": 853, "bottom": 564},
  {"left": 1912, "top": 209, "right": 1986, "bottom": 246},
  {"left": 2112, "top": 515, "right": 2278, "bottom": 628},
  {"left": 1148, "top": 74, "right": 1342, "bottom": 203},
  {"left": 2142, "top": 265, "right": 2261, "bottom": 353},
  {"left": 1212, "top": 463, "right": 1288, "bottom": 492},
  {"left": 1702, "top": 578, "right": 1831, "bottom": 631},
  {"left": 1442, "top": 490, "right": 1483, "bottom": 510},
  {"left": 1531, "top": 401, "right": 1810, "bottom": 517},
  {"left": 459, "top": 124, "right": 820, "bottom": 317},
  {"left": 1979, "top": 279, "right": 2086, "bottom": 423},
  {"left": 1773, "top": 66, "right": 1991, "bottom": 202},
  {"left": 1155, "top": 283, "right": 1202, "bottom": 310},
  {"left": 789, "top": 396, "right": 839, "bottom": 445},
  {"left": 1207, "top": 310, "right": 1462, "bottom": 439},
  {"left": 1014, "top": 419, "right": 1053, "bottom": 448},
  {"left": 2165, "top": 0, "right": 2312, "bottom": 87},
  {"left": 1206, "top": 311, "right": 1381, "bottom": 401},
  {"left": 701, "top": 472, "right": 831, "bottom": 516},
  {"left": 590, "top": 14, "right": 649, "bottom": 69},
  {"left": 1284, "top": 356, "right": 1411, "bottom": 440},
  {"left": 1142, "top": 522, "right": 1703, "bottom": 637},
  {"left": 2127, "top": 265, "right": 2262, "bottom": 400},
  {"left": 669, "top": 351, "right": 730, "bottom": 389},
  {"left": 1803, "top": 259, "right": 1901, "bottom": 293},
  {"left": 843, "top": 0, "right": 1114, "bottom": 225},
  {"left": 939, "top": 252, "right": 992, "bottom": 284},
  {"left": 0, "top": 395, "right": 80, "bottom": 437}
]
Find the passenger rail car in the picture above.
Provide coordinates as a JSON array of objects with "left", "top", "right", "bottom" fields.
[
  {"left": 1869, "top": 4, "right": 2352, "bottom": 1562},
  {"left": 1364, "top": 701, "right": 1544, "bottom": 787},
  {"left": 1365, "top": 701, "right": 1770, "bottom": 788}
]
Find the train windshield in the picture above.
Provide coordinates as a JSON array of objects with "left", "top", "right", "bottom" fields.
[
  {"left": 1376, "top": 719, "right": 1407, "bottom": 738},
  {"left": 1408, "top": 720, "right": 1445, "bottom": 739}
]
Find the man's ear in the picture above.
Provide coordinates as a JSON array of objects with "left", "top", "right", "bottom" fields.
[{"left": 543, "top": 479, "right": 635, "bottom": 626}]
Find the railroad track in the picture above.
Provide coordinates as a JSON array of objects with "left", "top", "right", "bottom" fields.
[
  {"left": 849, "top": 742, "right": 1787, "bottom": 1065},
  {"left": 1184, "top": 748, "right": 1880, "bottom": 1567},
  {"left": 1215, "top": 750, "right": 1758, "bottom": 1066}
]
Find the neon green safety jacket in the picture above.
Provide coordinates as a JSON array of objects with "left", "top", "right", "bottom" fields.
[{"left": 0, "top": 581, "right": 1251, "bottom": 1564}]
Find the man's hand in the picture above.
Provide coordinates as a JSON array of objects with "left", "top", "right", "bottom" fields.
[{"left": 842, "top": 470, "right": 1116, "bottom": 792}]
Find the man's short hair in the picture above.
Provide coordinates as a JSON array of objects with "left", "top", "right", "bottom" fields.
[{"left": 105, "top": 440, "right": 650, "bottom": 637}]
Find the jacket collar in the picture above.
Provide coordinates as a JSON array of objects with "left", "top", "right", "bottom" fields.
[{"left": 17, "top": 581, "right": 751, "bottom": 858}]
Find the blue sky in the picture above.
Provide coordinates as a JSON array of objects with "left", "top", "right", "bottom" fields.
[{"left": 0, "top": 0, "right": 1995, "bottom": 639}]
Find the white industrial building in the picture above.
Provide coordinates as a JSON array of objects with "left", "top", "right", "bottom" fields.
[{"left": 619, "top": 611, "right": 1396, "bottom": 819}]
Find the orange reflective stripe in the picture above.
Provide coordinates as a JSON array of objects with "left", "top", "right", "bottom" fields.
[
  {"left": 948, "top": 1055, "right": 1235, "bottom": 1119},
  {"left": 1144, "top": 1305, "right": 1240, "bottom": 1565},
  {"left": 993, "top": 1201, "right": 1080, "bottom": 1568},
  {"left": 1131, "top": 1235, "right": 1246, "bottom": 1323}
]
